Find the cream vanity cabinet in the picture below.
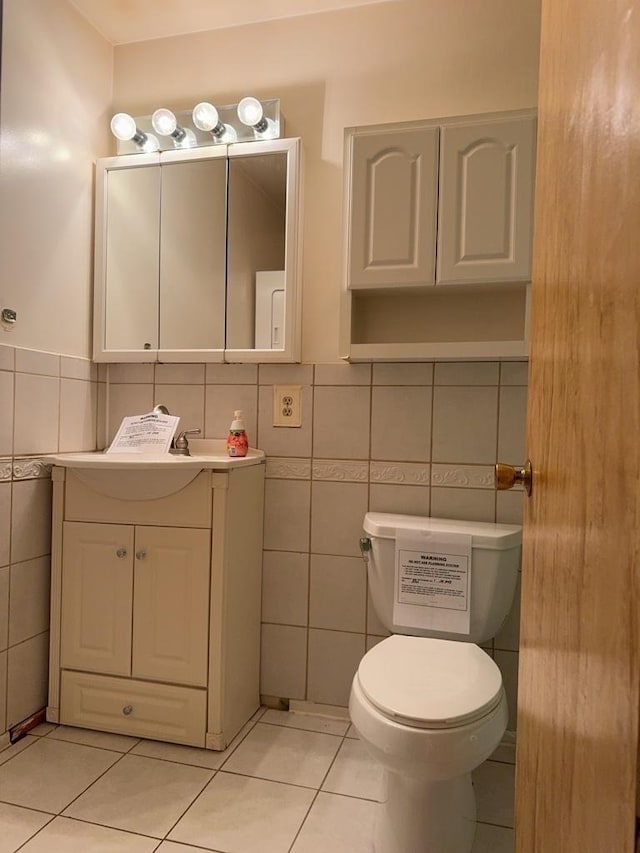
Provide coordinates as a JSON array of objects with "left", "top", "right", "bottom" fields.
[
  {"left": 47, "top": 455, "right": 265, "bottom": 750},
  {"left": 93, "top": 137, "right": 302, "bottom": 364},
  {"left": 342, "top": 109, "right": 536, "bottom": 360}
]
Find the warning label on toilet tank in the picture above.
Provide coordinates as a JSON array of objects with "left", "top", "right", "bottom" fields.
[{"left": 397, "top": 550, "right": 469, "bottom": 611}]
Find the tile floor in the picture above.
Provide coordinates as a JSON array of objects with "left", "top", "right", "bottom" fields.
[{"left": 0, "top": 709, "right": 515, "bottom": 852}]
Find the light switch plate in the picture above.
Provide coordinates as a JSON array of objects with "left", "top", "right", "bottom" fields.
[{"left": 273, "top": 385, "right": 302, "bottom": 427}]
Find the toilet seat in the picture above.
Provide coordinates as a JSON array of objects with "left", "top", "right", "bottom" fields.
[{"left": 356, "top": 634, "right": 503, "bottom": 729}]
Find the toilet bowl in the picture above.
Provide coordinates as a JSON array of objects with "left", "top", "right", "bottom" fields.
[{"left": 350, "top": 513, "right": 521, "bottom": 853}]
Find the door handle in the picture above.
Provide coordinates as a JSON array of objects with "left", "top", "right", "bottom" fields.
[{"left": 495, "top": 460, "right": 533, "bottom": 496}]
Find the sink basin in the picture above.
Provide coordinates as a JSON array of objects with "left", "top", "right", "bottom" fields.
[
  {"left": 49, "top": 440, "right": 265, "bottom": 500},
  {"left": 49, "top": 439, "right": 264, "bottom": 471}
]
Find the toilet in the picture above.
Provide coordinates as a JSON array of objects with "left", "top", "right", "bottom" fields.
[{"left": 349, "top": 512, "right": 521, "bottom": 853}]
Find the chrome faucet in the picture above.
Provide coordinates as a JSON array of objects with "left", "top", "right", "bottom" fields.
[{"left": 171, "top": 428, "right": 201, "bottom": 456}]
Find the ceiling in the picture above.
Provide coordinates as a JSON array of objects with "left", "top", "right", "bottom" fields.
[{"left": 68, "top": 0, "right": 393, "bottom": 45}]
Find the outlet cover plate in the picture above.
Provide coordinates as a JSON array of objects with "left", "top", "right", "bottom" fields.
[{"left": 273, "top": 385, "right": 302, "bottom": 427}]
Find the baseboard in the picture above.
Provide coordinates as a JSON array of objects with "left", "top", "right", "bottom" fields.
[{"left": 288, "top": 700, "right": 350, "bottom": 720}]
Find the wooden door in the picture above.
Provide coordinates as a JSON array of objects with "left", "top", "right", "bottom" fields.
[
  {"left": 347, "top": 125, "right": 439, "bottom": 289},
  {"left": 437, "top": 113, "right": 536, "bottom": 285},
  {"left": 60, "top": 522, "right": 134, "bottom": 676},
  {"left": 515, "top": 2, "right": 640, "bottom": 851},
  {"left": 132, "top": 526, "right": 210, "bottom": 686}
]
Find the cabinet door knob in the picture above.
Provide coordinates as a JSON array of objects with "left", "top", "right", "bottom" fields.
[
  {"left": 135, "top": 550, "right": 146, "bottom": 560},
  {"left": 116, "top": 548, "right": 127, "bottom": 559},
  {"left": 122, "top": 704, "right": 133, "bottom": 716}
]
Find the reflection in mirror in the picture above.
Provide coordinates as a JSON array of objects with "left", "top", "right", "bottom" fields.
[
  {"left": 159, "top": 158, "right": 227, "bottom": 351},
  {"left": 226, "top": 153, "right": 287, "bottom": 350},
  {"left": 105, "top": 166, "right": 160, "bottom": 351}
]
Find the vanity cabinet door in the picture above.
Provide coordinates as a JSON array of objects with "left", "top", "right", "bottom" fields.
[
  {"left": 347, "top": 126, "right": 439, "bottom": 290},
  {"left": 436, "top": 115, "right": 536, "bottom": 284},
  {"left": 132, "top": 526, "right": 210, "bottom": 687},
  {"left": 60, "top": 522, "right": 134, "bottom": 676}
]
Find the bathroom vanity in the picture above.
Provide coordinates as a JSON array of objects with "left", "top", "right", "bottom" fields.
[{"left": 46, "top": 442, "right": 265, "bottom": 750}]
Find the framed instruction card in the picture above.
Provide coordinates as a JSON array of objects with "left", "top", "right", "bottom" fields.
[{"left": 393, "top": 530, "right": 473, "bottom": 635}]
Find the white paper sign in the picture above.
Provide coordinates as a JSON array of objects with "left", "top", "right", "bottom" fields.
[
  {"left": 107, "top": 411, "right": 180, "bottom": 454},
  {"left": 393, "top": 530, "right": 473, "bottom": 635}
]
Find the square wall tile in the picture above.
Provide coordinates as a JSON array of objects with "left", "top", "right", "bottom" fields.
[
  {"left": 259, "top": 364, "right": 313, "bottom": 385},
  {"left": 11, "top": 479, "right": 52, "bottom": 564},
  {"left": 263, "top": 479, "right": 310, "bottom": 552},
  {"left": 205, "top": 384, "right": 257, "bottom": 440},
  {"left": 206, "top": 363, "right": 258, "bottom": 384},
  {"left": 310, "top": 482, "right": 368, "bottom": 557},
  {"left": 107, "top": 364, "right": 154, "bottom": 383},
  {"left": 15, "top": 349, "right": 60, "bottom": 377},
  {"left": 430, "top": 486, "right": 495, "bottom": 522},
  {"left": 6, "top": 631, "right": 49, "bottom": 728},
  {"left": 13, "top": 374, "right": 59, "bottom": 455},
  {"left": 60, "top": 356, "right": 96, "bottom": 381},
  {"left": 307, "top": 629, "right": 365, "bottom": 707},
  {"left": 96, "top": 381, "right": 108, "bottom": 450},
  {"left": 498, "top": 386, "right": 528, "bottom": 462},
  {"left": 260, "top": 624, "right": 307, "bottom": 700},
  {"left": 59, "top": 379, "right": 97, "bottom": 453},
  {"left": 496, "top": 490, "right": 525, "bottom": 524},
  {"left": 366, "top": 589, "right": 389, "bottom": 637},
  {"left": 0, "top": 345, "right": 14, "bottom": 371},
  {"left": 154, "top": 384, "right": 205, "bottom": 434},
  {"left": 371, "top": 386, "right": 431, "bottom": 462},
  {"left": 107, "top": 384, "right": 154, "bottom": 442},
  {"left": 313, "top": 386, "right": 370, "bottom": 459},
  {"left": 0, "top": 650, "right": 6, "bottom": 732},
  {"left": 372, "top": 362, "right": 433, "bottom": 385},
  {"left": 309, "top": 555, "right": 366, "bottom": 633},
  {"left": 0, "top": 371, "right": 14, "bottom": 456},
  {"left": 0, "top": 482, "right": 10, "bottom": 568},
  {"left": 432, "top": 386, "right": 498, "bottom": 464},
  {"left": 434, "top": 362, "right": 499, "bottom": 385},
  {"left": 314, "top": 364, "right": 371, "bottom": 385},
  {"left": 258, "top": 384, "right": 313, "bottom": 457},
  {"left": 9, "top": 556, "right": 51, "bottom": 646},
  {"left": 369, "top": 483, "right": 430, "bottom": 516},
  {"left": 500, "top": 361, "right": 528, "bottom": 385},
  {"left": 155, "top": 363, "right": 205, "bottom": 384},
  {"left": 262, "top": 551, "right": 309, "bottom": 626}
]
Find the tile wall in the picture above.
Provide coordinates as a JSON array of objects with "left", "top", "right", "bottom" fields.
[
  {"left": 105, "top": 359, "right": 527, "bottom": 730},
  {"left": 0, "top": 344, "right": 103, "bottom": 740}
]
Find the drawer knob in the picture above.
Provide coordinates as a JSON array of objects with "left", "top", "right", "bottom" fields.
[
  {"left": 135, "top": 550, "right": 146, "bottom": 561},
  {"left": 116, "top": 548, "right": 127, "bottom": 559},
  {"left": 122, "top": 704, "right": 133, "bottom": 716}
]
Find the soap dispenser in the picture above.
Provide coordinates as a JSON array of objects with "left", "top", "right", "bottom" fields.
[{"left": 227, "top": 410, "right": 249, "bottom": 458}]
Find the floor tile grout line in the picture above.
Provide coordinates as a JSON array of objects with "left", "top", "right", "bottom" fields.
[
  {"left": 160, "top": 767, "right": 218, "bottom": 842},
  {"left": 12, "top": 812, "right": 57, "bottom": 853},
  {"left": 55, "top": 749, "right": 129, "bottom": 817}
]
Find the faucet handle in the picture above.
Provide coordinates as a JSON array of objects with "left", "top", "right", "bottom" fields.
[{"left": 173, "top": 428, "right": 201, "bottom": 455}]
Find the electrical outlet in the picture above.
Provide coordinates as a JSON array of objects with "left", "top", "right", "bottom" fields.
[{"left": 273, "top": 385, "right": 302, "bottom": 427}]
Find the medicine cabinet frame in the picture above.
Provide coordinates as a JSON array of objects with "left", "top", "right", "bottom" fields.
[{"left": 92, "top": 137, "right": 302, "bottom": 364}]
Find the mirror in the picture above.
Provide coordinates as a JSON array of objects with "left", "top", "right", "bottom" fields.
[{"left": 94, "top": 138, "right": 301, "bottom": 363}]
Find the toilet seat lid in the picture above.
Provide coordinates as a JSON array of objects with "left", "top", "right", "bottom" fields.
[{"left": 356, "top": 635, "right": 503, "bottom": 729}]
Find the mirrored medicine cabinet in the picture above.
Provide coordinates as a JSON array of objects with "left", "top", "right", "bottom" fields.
[{"left": 93, "top": 137, "right": 302, "bottom": 363}]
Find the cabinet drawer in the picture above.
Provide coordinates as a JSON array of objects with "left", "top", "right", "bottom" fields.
[
  {"left": 65, "top": 469, "right": 212, "bottom": 528},
  {"left": 60, "top": 670, "right": 206, "bottom": 746}
]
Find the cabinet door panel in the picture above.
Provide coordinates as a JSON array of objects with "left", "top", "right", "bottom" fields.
[
  {"left": 132, "top": 526, "right": 210, "bottom": 686},
  {"left": 61, "top": 522, "right": 134, "bottom": 676},
  {"left": 104, "top": 165, "right": 160, "bottom": 351},
  {"left": 437, "top": 116, "right": 536, "bottom": 284},
  {"left": 349, "top": 127, "right": 439, "bottom": 289}
]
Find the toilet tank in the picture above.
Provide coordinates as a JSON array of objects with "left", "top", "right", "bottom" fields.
[{"left": 363, "top": 513, "right": 522, "bottom": 644}]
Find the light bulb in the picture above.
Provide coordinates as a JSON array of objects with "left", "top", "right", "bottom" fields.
[
  {"left": 110, "top": 112, "right": 137, "bottom": 141},
  {"left": 192, "top": 102, "right": 219, "bottom": 132},
  {"left": 237, "top": 97, "right": 264, "bottom": 128},
  {"left": 152, "top": 108, "right": 178, "bottom": 137}
]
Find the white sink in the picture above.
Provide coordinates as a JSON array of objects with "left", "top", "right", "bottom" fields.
[{"left": 49, "top": 440, "right": 265, "bottom": 500}]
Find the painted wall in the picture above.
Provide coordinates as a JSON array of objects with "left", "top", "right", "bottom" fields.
[
  {"left": 0, "top": 0, "right": 112, "bottom": 359},
  {"left": 112, "top": 0, "right": 541, "bottom": 362}
]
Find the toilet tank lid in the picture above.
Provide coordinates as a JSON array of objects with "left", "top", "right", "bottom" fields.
[{"left": 363, "top": 513, "right": 521, "bottom": 550}]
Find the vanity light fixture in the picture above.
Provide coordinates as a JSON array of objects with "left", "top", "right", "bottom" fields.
[
  {"left": 151, "top": 108, "right": 196, "bottom": 147},
  {"left": 237, "top": 96, "right": 277, "bottom": 139},
  {"left": 110, "top": 112, "right": 160, "bottom": 153},
  {"left": 192, "top": 102, "right": 238, "bottom": 143}
]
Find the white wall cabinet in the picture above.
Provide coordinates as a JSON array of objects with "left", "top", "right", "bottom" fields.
[
  {"left": 49, "top": 463, "right": 265, "bottom": 750},
  {"left": 342, "top": 109, "right": 536, "bottom": 360}
]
